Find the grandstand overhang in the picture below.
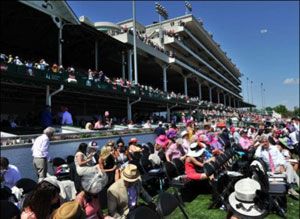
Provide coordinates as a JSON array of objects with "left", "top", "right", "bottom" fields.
[{"left": 19, "top": 0, "right": 80, "bottom": 25}]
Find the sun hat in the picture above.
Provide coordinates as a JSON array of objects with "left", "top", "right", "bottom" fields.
[
  {"left": 228, "top": 178, "right": 265, "bottom": 217},
  {"left": 187, "top": 142, "right": 205, "bottom": 157},
  {"left": 250, "top": 160, "right": 265, "bottom": 174},
  {"left": 230, "top": 127, "right": 236, "bottom": 132},
  {"left": 100, "top": 146, "right": 111, "bottom": 160},
  {"left": 186, "top": 120, "right": 194, "bottom": 126},
  {"left": 176, "top": 138, "right": 183, "bottom": 145},
  {"left": 129, "top": 138, "right": 138, "bottom": 144},
  {"left": 158, "top": 121, "right": 163, "bottom": 125},
  {"left": 121, "top": 164, "right": 141, "bottom": 182},
  {"left": 148, "top": 154, "right": 161, "bottom": 166},
  {"left": 51, "top": 201, "right": 85, "bottom": 219},
  {"left": 88, "top": 141, "right": 99, "bottom": 150},
  {"left": 217, "top": 121, "right": 226, "bottom": 128},
  {"left": 156, "top": 135, "right": 169, "bottom": 147},
  {"left": 167, "top": 130, "right": 176, "bottom": 139},
  {"left": 181, "top": 130, "right": 188, "bottom": 138},
  {"left": 81, "top": 170, "right": 108, "bottom": 194}
]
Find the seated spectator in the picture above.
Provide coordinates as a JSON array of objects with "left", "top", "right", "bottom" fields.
[
  {"left": 154, "top": 121, "right": 165, "bottom": 136},
  {"left": 255, "top": 134, "right": 299, "bottom": 196},
  {"left": 0, "top": 157, "right": 21, "bottom": 189},
  {"left": 61, "top": 106, "right": 73, "bottom": 126},
  {"left": 39, "top": 59, "right": 48, "bottom": 70},
  {"left": 58, "top": 65, "right": 64, "bottom": 74},
  {"left": 238, "top": 130, "right": 254, "bottom": 151},
  {"left": 127, "top": 120, "right": 134, "bottom": 129},
  {"left": 75, "top": 172, "right": 109, "bottom": 219},
  {"left": 185, "top": 143, "right": 211, "bottom": 180},
  {"left": 52, "top": 64, "right": 58, "bottom": 73},
  {"left": 128, "top": 138, "right": 139, "bottom": 154},
  {"left": 14, "top": 56, "right": 23, "bottom": 65},
  {"left": 94, "top": 119, "right": 104, "bottom": 129},
  {"left": 107, "top": 164, "right": 153, "bottom": 218},
  {"left": 21, "top": 180, "right": 60, "bottom": 219},
  {"left": 7, "top": 54, "right": 13, "bottom": 63},
  {"left": 155, "top": 135, "right": 169, "bottom": 155},
  {"left": 85, "top": 122, "right": 94, "bottom": 130},
  {"left": 166, "top": 138, "right": 187, "bottom": 162},
  {"left": 74, "top": 143, "right": 98, "bottom": 177},
  {"left": 143, "top": 120, "right": 152, "bottom": 128}
]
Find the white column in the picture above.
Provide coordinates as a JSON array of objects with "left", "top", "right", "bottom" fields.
[
  {"left": 95, "top": 40, "right": 98, "bottom": 71},
  {"left": 128, "top": 49, "right": 133, "bottom": 81},
  {"left": 127, "top": 97, "right": 132, "bottom": 121},
  {"left": 46, "top": 85, "right": 50, "bottom": 106},
  {"left": 198, "top": 83, "right": 202, "bottom": 100},
  {"left": 209, "top": 87, "right": 212, "bottom": 102},
  {"left": 184, "top": 76, "right": 188, "bottom": 96},
  {"left": 163, "top": 65, "right": 168, "bottom": 92},
  {"left": 132, "top": 0, "right": 138, "bottom": 84},
  {"left": 122, "top": 51, "right": 126, "bottom": 80}
]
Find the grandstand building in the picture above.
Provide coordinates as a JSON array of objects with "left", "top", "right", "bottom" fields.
[{"left": 1, "top": 0, "right": 254, "bottom": 129}]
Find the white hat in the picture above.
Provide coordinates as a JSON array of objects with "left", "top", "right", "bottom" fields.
[
  {"left": 181, "top": 130, "right": 188, "bottom": 138},
  {"left": 158, "top": 121, "right": 163, "bottom": 125},
  {"left": 250, "top": 160, "right": 265, "bottom": 174},
  {"left": 187, "top": 142, "right": 205, "bottom": 157},
  {"left": 88, "top": 141, "right": 99, "bottom": 150},
  {"left": 228, "top": 178, "right": 265, "bottom": 217}
]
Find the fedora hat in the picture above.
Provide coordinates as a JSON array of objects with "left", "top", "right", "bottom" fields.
[
  {"left": 187, "top": 142, "right": 205, "bottom": 157},
  {"left": 122, "top": 164, "right": 140, "bottom": 182},
  {"left": 51, "top": 201, "right": 85, "bottom": 219},
  {"left": 228, "top": 178, "right": 265, "bottom": 217},
  {"left": 100, "top": 146, "right": 111, "bottom": 160}
]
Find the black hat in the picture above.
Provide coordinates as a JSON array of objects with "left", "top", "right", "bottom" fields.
[{"left": 15, "top": 178, "right": 37, "bottom": 194}]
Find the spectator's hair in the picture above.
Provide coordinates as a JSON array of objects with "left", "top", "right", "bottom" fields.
[
  {"left": 77, "top": 143, "right": 88, "bottom": 154},
  {"left": 43, "top": 127, "right": 55, "bottom": 136},
  {"left": 0, "top": 157, "right": 9, "bottom": 169},
  {"left": 23, "top": 181, "right": 60, "bottom": 219}
]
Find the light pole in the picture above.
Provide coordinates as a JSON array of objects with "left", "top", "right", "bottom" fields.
[
  {"left": 185, "top": 1, "right": 192, "bottom": 15},
  {"left": 251, "top": 80, "right": 253, "bottom": 104},
  {"left": 155, "top": 2, "right": 168, "bottom": 43},
  {"left": 132, "top": 0, "right": 138, "bottom": 84},
  {"left": 246, "top": 77, "right": 249, "bottom": 103},
  {"left": 260, "top": 82, "right": 264, "bottom": 109}
]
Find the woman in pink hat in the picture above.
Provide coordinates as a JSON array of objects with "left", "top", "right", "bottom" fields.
[{"left": 155, "top": 135, "right": 169, "bottom": 154}]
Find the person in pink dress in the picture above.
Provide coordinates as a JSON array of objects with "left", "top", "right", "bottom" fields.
[{"left": 239, "top": 130, "right": 254, "bottom": 151}]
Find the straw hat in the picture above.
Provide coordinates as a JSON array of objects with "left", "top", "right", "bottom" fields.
[
  {"left": 228, "top": 178, "right": 265, "bottom": 217},
  {"left": 121, "top": 164, "right": 140, "bottom": 182},
  {"left": 51, "top": 201, "right": 85, "bottom": 219},
  {"left": 187, "top": 142, "right": 205, "bottom": 157},
  {"left": 100, "top": 146, "right": 111, "bottom": 160}
]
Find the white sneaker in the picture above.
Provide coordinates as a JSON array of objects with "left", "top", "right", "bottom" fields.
[{"left": 288, "top": 189, "right": 299, "bottom": 196}]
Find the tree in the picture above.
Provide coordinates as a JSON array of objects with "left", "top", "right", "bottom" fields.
[
  {"left": 273, "top": 105, "right": 288, "bottom": 117},
  {"left": 265, "top": 106, "right": 273, "bottom": 112}
]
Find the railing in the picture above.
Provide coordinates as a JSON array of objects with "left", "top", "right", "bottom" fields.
[{"left": 0, "top": 62, "right": 191, "bottom": 105}]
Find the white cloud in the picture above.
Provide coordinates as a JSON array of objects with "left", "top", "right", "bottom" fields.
[
  {"left": 283, "top": 78, "right": 300, "bottom": 85},
  {"left": 260, "top": 29, "right": 268, "bottom": 34}
]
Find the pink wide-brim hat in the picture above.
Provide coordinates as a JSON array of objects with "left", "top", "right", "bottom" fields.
[{"left": 156, "top": 135, "right": 169, "bottom": 147}]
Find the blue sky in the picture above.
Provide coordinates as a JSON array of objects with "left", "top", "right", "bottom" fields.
[{"left": 68, "top": 1, "right": 299, "bottom": 110}]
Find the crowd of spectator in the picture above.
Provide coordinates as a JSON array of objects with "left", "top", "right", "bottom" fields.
[{"left": 1, "top": 115, "right": 299, "bottom": 218}]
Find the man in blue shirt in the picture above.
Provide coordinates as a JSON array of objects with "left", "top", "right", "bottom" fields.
[{"left": 41, "top": 105, "right": 53, "bottom": 128}]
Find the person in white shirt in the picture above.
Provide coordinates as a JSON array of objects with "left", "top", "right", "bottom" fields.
[
  {"left": 31, "top": 127, "right": 55, "bottom": 182},
  {"left": 61, "top": 107, "right": 73, "bottom": 125},
  {"left": 255, "top": 134, "right": 299, "bottom": 196},
  {"left": 143, "top": 120, "right": 152, "bottom": 129},
  {"left": 0, "top": 157, "right": 21, "bottom": 188}
]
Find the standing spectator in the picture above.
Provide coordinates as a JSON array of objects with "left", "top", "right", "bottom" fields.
[
  {"left": 31, "top": 127, "right": 55, "bottom": 182},
  {"left": 61, "top": 106, "right": 73, "bottom": 125},
  {"left": 41, "top": 105, "right": 53, "bottom": 129},
  {"left": 154, "top": 121, "right": 165, "bottom": 136},
  {"left": 7, "top": 54, "right": 13, "bottom": 63},
  {"left": 0, "top": 157, "right": 21, "bottom": 188},
  {"left": 52, "top": 64, "right": 58, "bottom": 73},
  {"left": 14, "top": 56, "right": 23, "bottom": 65}
]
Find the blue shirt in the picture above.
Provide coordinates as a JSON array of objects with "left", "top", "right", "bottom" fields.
[{"left": 41, "top": 110, "right": 53, "bottom": 127}]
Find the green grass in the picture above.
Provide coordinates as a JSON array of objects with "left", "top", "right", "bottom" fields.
[{"left": 153, "top": 188, "right": 299, "bottom": 219}]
